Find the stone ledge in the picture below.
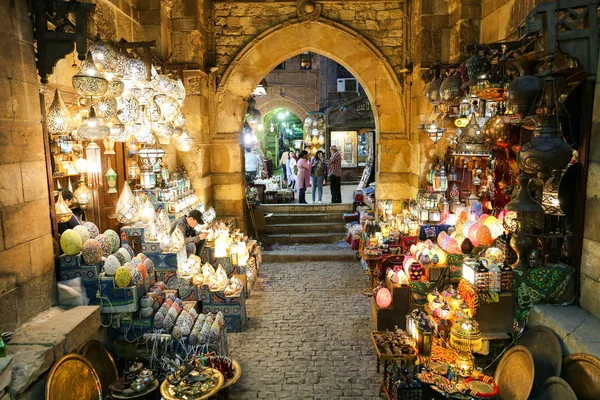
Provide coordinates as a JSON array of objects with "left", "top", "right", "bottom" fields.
[
  {"left": 529, "top": 304, "right": 600, "bottom": 359},
  {"left": 5, "top": 306, "right": 100, "bottom": 396}
]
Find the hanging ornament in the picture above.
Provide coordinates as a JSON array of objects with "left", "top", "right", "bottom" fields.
[
  {"left": 116, "top": 181, "right": 139, "bottom": 224},
  {"left": 118, "top": 95, "right": 141, "bottom": 124},
  {"left": 92, "top": 96, "right": 118, "bottom": 118},
  {"left": 74, "top": 154, "right": 88, "bottom": 175},
  {"left": 103, "top": 137, "right": 116, "bottom": 155},
  {"left": 123, "top": 53, "right": 148, "bottom": 82},
  {"left": 133, "top": 122, "right": 154, "bottom": 144},
  {"left": 105, "top": 159, "right": 118, "bottom": 194},
  {"left": 68, "top": 101, "right": 89, "bottom": 129},
  {"left": 85, "top": 141, "right": 103, "bottom": 187},
  {"left": 89, "top": 38, "right": 119, "bottom": 76},
  {"left": 77, "top": 107, "right": 110, "bottom": 140},
  {"left": 55, "top": 193, "right": 73, "bottom": 223},
  {"left": 47, "top": 90, "right": 73, "bottom": 135},
  {"left": 72, "top": 51, "right": 108, "bottom": 97}
]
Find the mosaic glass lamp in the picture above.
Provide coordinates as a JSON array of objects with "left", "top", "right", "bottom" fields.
[
  {"left": 72, "top": 51, "right": 108, "bottom": 97},
  {"left": 47, "top": 89, "right": 73, "bottom": 135}
]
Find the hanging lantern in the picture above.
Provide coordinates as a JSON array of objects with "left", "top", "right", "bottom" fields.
[
  {"left": 47, "top": 90, "right": 73, "bottom": 135},
  {"left": 89, "top": 38, "right": 119, "bottom": 76},
  {"left": 128, "top": 160, "right": 141, "bottom": 180},
  {"left": 103, "top": 138, "right": 116, "bottom": 155},
  {"left": 107, "top": 79, "right": 125, "bottom": 97},
  {"left": 77, "top": 107, "right": 110, "bottom": 140},
  {"left": 74, "top": 155, "right": 88, "bottom": 175},
  {"left": 105, "top": 159, "right": 118, "bottom": 193},
  {"left": 72, "top": 51, "right": 108, "bottom": 97},
  {"left": 118, "top": 95, "right": 141, "bottom": 124},
  {"left": 92, "top": 96, "right": 118, "bottom": 118},
  {"left": 85, "top": 141, "right": 103, "bottom": 187},
  {"left": 69, "top": 102, "right": 89, "bottom": 129},
  {"left": 116, "top": 181, "right": 139, "bottom": 224},
  {"left": 140, "top": 163, "right": 155, "bottom": 189},
  {"left": 106, "top": 115, "right": 128, "bottom": 142},
  {"left": 73, "top": 176, "right": 92, "bottom": 210},
  {"left": 123, "top": 54, "right": 148, "bottom": 82},
  {"left": 174, "top": 79, "right": 186, "bottom": 104},
  {"left": 55, "top": 192, "right": 73, "bottom": 223},
  {"left": 130, "top": 85, "right": 154, "bottom": 106}
]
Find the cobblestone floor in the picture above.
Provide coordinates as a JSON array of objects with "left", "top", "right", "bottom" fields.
[{"left": 228, "top": 261, "right": 381, "bottom": 399}]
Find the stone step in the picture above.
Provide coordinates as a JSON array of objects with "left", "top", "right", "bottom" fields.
[
  {"left": 263, "top": 250, "right": 357, "bottom": 262},
  {"left": 257, "top": 203, "right": 354, "bottom": 214},
  {"left": 266, "top": 212, "right": 346, "bottom": 224},
  {"left": 265, "top": 222, "right": 346, "bottom": 234},
  {"left": 261, "top": 232, "right": 347, "bottom": 244}
]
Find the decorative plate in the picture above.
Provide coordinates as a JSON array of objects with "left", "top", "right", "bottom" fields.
[
  {"left": 462, "top": 375, "right": 498, "bottom": 398},
  {"left": 561, "top": 353, "right": 600, "bottom": 400},
  {"left": 517, "top": 325, "right": 562, "bottom": 397},
  {"left": 494, "top": 345, "right": 534, "bottom": 400},
  {"left": 536, "top": 376, "right": 577, "bottom": 400}
]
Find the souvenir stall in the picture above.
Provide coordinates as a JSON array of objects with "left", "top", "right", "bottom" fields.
[
  {"left": 47, "top": 35, "right": 264, "bottom": 399},
  {"left": 362, "top": 28, "right": 586, "bottom": 400}
]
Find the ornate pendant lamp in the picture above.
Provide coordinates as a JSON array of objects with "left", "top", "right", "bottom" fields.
[
  {"left": 107, "top": 79, "right": 125, "bottom": 97},
  {"left": 89, "top": 38, "right": 119, "bottom": 78},
  {"left": 73, "top": 175, "right": 93, "bottom": 212},
  {"left": 55, "top": 192, "right": 73, "bottom": 223},
  {"left": 77, "top": 106, "right": 110, "bottom": 140},
  {"left": 106, "top": 115, "right": 128, "bottom": 142},
  {"left": 116, "top": 181, "right": 139, "bottom": 225},
  {"left": 72, "top": 51, "right": 108, "bottom": 97},
  {"left": 92, "top": 96, "right": 118, "bottom": 118},
  {"left": 123, "top": 52, "right": 148, "bottom": 83},
  {"left": 85, "top": 141, "right": 103, "bottom": 187},
  {"left": 47, "top": 89, "right": 73, "bottom": 135},
  {"left": 105, "top": 159, "right": 118, "bottom": 194},
  {"left": 175, "top": 129, "right": 193, "bottom": 152}
]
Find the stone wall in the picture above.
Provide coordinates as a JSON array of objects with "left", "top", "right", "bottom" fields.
[
  {"left": 211, "top": 1, "right": 407, "bottom": 78},
  {"left": 0, "top": 0, "right": 55, "bottom": 332}
]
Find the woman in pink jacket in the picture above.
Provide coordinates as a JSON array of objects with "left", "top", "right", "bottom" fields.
[{"left": 296, "top": 150, "right": 312, "bottom": 204}]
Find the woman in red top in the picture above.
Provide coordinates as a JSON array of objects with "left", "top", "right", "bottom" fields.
[{"left": 296, "top": 150, "right": 312, "bottom": 204}]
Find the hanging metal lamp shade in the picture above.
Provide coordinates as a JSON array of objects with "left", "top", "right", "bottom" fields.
[
  {"left": 77, "top": 107, "right": 110, "bottom": 140},
  {"left": 47, "top": 89, "right": 74, "bottom": 135},
  {"left": 89, "top": 38, "right": 119, "bottom": 77},
  {"left": 72, "top": 51, "right": 108, "bottom": 97}
]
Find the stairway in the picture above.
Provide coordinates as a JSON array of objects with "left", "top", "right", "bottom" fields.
[{"left": 258, "top": 203, "right": 352, "bottom": 245}]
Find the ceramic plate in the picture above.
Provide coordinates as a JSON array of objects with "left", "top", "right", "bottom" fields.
[
  {"left": 494, "top": 345, "right": 534, "bottom": 400},
  {"left": 561, "top": 353, "right": 600, "bottom": 400},
  {"left": 517, "top": 325, "right": 562, "bottom": 397}
]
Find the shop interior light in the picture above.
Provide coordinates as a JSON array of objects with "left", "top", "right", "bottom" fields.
[{"left": 77, "top": 107, "right": 110, "bottom": 140}]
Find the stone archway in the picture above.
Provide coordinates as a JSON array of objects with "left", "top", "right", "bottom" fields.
[
  {"left": 210, "top": 18, "right": 418, "bottom": 228},
  {"left": 255, "top": 96, "right": 310, "bottom": 122}
]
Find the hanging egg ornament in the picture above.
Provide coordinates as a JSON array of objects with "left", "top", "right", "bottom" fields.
[{"left": 461, "top": 238, "right": 474, "bottom": 254}]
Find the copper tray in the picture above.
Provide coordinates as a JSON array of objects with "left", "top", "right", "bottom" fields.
[
  {"left": 160, "top": 368, "right": 224, "bottom": 400},
  {"left": 221, "top": 359, "right": 242, "bottom": 390},
  {"left": 81, "top": 340, "right": 119, "bottom": 398},
  {"left": 494, "top": 345, "right": 534, "bottom": 400},
  {"left": 46, "top": 353, "right": 102, "bottom": 400},
  {"left": 561, "top": 353, "right": 600, "bottom": 400},
  {"left": 517, "top": 325, "right": 562, "bottom": 397},
  {"left": 536, "top": 377, "right": 577, "bottom": 400}
]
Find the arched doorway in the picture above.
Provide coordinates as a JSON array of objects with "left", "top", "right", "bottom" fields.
[
  {"left": 211, "top": 18, "right": 418, "bottom": 229},
  {"left": 255, "top": 97, "right": 310, "bottom": 123}
]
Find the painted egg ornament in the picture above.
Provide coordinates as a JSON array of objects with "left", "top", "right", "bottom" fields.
[
  {"left": 446, "top": 238, "right": 461, "bottom": 254},
  {"left": 103, "top": 229, "right": 121, "bottom": 253},
  {"left": 441, "top": 234, "right": 451, "bottom": 250},
  {"left": 115, "top": 266, "right": 132, "bottom": 288},
  {"left": 96, "top": 234, "right": 113, "bottom": 257},
  {"left": 83, "top": 221, "right": 100, "bottom": 238},
  {"left": 137, "top": 264, "right": 148, "bottom": 280},
  {"left": 73, "top": 225, "right": 90, "bottom": 245},
  {"left": 376, "top": 287, "right": 393, "bottom": 308},
  {"left": 163, "top": 316, "right": 174, "bottom": 331},
  {"left": 130, "top": 268, "right": 143, "bottom": 286},
  {"left": 114, "top": 251, "right": 127, "bottom": 265},
  {"left": 476, "top": 224, "right": 493, "bottom": 246},
  {"left": 468, "top": 224, "right": 481, "bottom": 247},
  {"left": 117, "top": 248, "right": 131, "bottom": 263},
  {"left": 60, "top": 229, "right": 83, "bottom": 256},
  {"left": 461, "top": 238, "right": 474, "bottom": 254},
  {"left": 419, "top": 253, "right": 432, "bottom": 267},
  {"left": 82, "top": 239, "right": 103, "bottom": 265},
  {"left": 104, "top": 255, "right": 120, "bottom": 275},
  {"left": 143, "top": 258, "right": 154, "bottom": 275},
  {"left": 136, "top": 253, "right": 147, "bottom": 262},
  {"left": 409, "top": 262, "right": 425, "bottom": 281},
  {"left": 462, "top": 221, "right": 475, "bottom": 238},
  {"left": 130, "top": 258, "right": 141, "bottom": 268},
  {"left": 477, "top": 214, "right": 490, "bottom": 225},
  {"left": 122, "top": 244, "right": 135, "bottom": 258},
  {"left": 431, "top": 245, "right": 447, "bottom": 266}
]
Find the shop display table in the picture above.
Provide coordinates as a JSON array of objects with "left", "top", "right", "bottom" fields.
[{"left": 370, "top": 332, "right": 417, "bottom": 398}]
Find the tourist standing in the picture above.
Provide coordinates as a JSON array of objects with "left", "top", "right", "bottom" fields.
[
  {"left": 244, "top": 147, "right": 259, "bottom": 183},
  {"left": 310, "top": 150, "right": 327, "bottom": 204},
  {"left": 279, "top": 149, "right": 289, "bottom": 184},
  {"left": 327, "top": 145, "right": 342, "bottom": 203},
  {"left": 287, "top": 151, "right": 297, "bottom": 189},
  {"left": 296, "top": 150, "right": 312, "bottom": 204}
]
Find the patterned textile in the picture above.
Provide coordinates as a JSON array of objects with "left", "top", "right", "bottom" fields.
[{"left": 327, "top": 151, "right": 342, "bottom": 177}]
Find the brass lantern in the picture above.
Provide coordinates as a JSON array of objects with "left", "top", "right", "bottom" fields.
[
  {"left": 47, "top": 90, "right": 73, "bottom": 135},
  {"left": 72, "top": 51, "right": 108, "bottom": 97},
  {"left": 55, "top": 192, "right": 73, "bottom": 223}
]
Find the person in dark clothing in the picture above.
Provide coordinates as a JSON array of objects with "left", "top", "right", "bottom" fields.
[
  {"left": 170, "top": 209, "right": 208, "bottom": 257},
  {"left": 55, "top": 189, "right": 81, "bottom": 235}
]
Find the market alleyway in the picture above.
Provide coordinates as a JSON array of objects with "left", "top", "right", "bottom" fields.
[{"left": 228, "top": 256, "right": 380, "bottom": 399}]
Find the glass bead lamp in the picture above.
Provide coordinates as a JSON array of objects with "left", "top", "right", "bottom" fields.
[
  {"left": 47, "top": 89, "right": 73, "bottom": 135},
  {"left": 72, "top": 51, "right": 108, "bottom": 97}
]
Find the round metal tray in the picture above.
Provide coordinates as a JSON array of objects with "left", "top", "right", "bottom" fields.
[
  {"left": 81, "top": 340, "right": 119, "bottom": 398},
  {"left": 561, "top": 353, "right": 600, "bottom": 400},
  {"left": 160, "top": 368, "right": 224, "bottom": 400},
  {"left": 494, "top": 345, "right": 534, "bottom": 400},
  {"left": 517, "top": 325, "right": 562, "bottom": 397},
  {"left": 46, "top": 354, "right": 102, "bottom": 400},
  {"left": 536, "top": 376, "right": 577, "bottom": 400}
]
